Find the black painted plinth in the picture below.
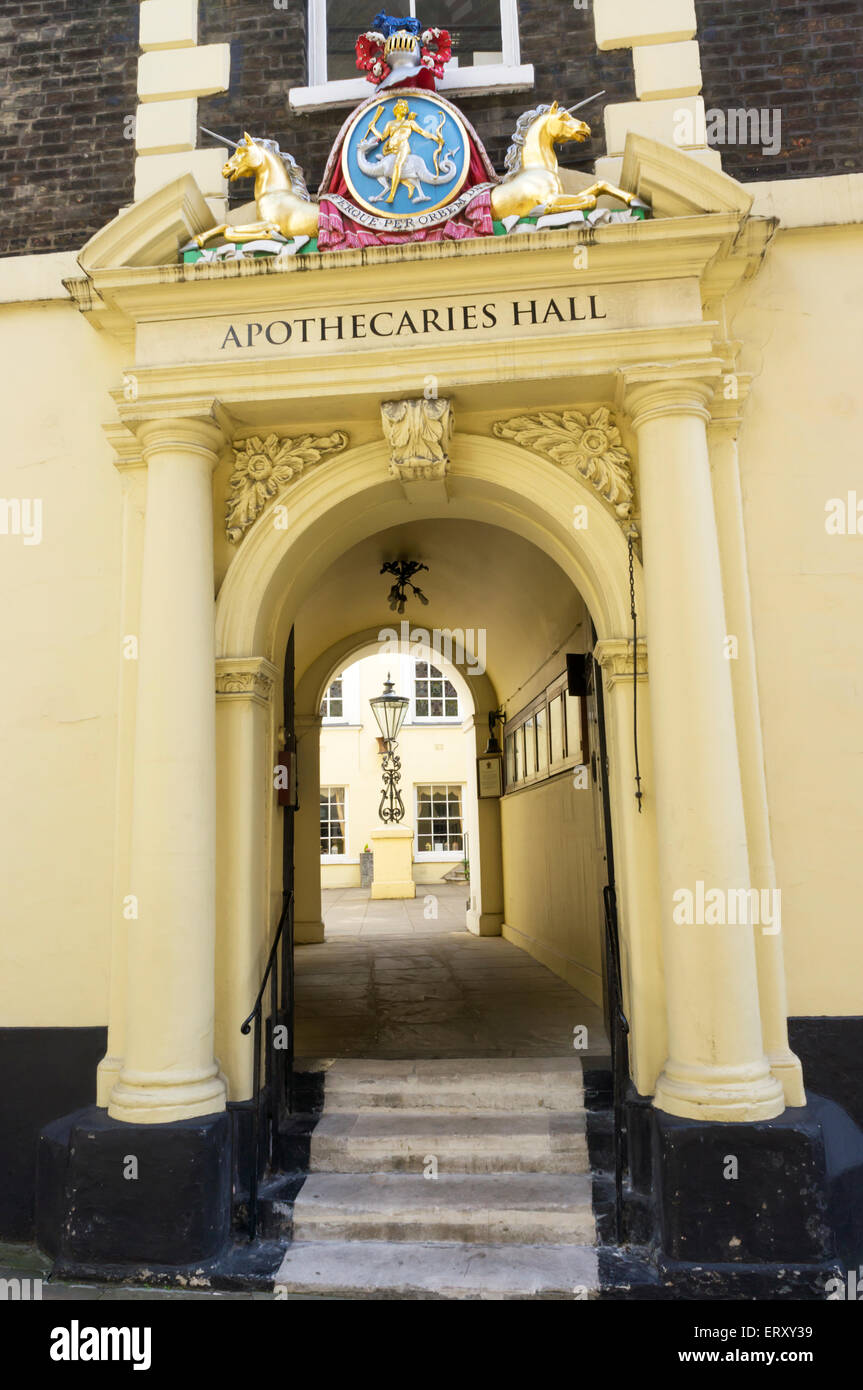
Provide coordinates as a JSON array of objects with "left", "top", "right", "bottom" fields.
[
  {"left": 36, "top": 1105, "right": 232, "bottom": 1267},
  {"left": 652, "top": 1093, "right": 863, "bottom": 1276}
]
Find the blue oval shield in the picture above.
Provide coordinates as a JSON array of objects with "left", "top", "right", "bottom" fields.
[{"left": 342, "top": 91, "right": 471, "bottom": 220}]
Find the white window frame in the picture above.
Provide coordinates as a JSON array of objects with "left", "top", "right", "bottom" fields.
[
  {"left": 321, "top": 664, "right": 361, "bottom": 725},
  {"left": 409, "top": 658, "right": 461, "bottom": 725},
  {"left": 320, "top": 784, "right": 349, "bottom": 861},
  {"left": 414, "top": 782, "right": 466, "bottom": 861},
  {"left": 294, "top": 0, "right": 533, "bottom": 111}
]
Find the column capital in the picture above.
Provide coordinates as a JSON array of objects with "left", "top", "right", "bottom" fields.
[
  {"left": 594, "top": 637, "right": 648, "bottom": 688},
  {"left": 215, "top": 656, "right": 279, "bottom": 706},
  {"left": 619, "top": 363, "right": 721, "bottom": 430},
  {"left": 135, "top": 414, "right": 226, "bottom": 466}
]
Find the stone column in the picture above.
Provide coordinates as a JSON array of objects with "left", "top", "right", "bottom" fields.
[
  {"left": 625, "top": 373, "right": 784, "bottom": 1122},
  {"left": 709, "top": 402, "right": 805, "bottom": 1106},
  {"left": 97, "top": 453, "right": 146, "bottom": 1106},
  {"left": 294, "top": 713, "right": 325, "bottom": 943},
  {"left": 215, "top": 657, "right": 279, "bottom": 1102},
  {"left": 108, "top": 417, "right": 227, "bottom": 1124},
  {"left": 593, "top": 638, "right": 667, "bottom": 1100}
]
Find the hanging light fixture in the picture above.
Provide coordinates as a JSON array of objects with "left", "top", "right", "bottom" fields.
[{"left": 369, "top": 673, "right": 410, "bottom": 822}]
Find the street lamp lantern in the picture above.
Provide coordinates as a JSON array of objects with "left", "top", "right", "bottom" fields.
[
  {"left": 369, "top": 673, "right": 409, "bottom": 822},
  {"left": 369, "top": 673, "right": 409, "bottom": 743}
]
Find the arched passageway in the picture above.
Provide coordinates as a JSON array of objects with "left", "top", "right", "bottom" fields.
[{"left": 214, "top": 441, "right": 664, "bottom": 1103}]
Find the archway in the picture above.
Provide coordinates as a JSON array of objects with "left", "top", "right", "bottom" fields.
[{"left": 214, "top": 436, "right": 665, "bottom": 1102}]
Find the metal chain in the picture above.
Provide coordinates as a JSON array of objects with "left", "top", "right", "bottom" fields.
[{"left": 628, "top": 529, "right": 644, "bottom": 813}]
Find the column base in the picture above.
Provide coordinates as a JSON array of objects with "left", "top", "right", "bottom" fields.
[
  {"left": 769, "top": 1048, "right": 807, "bottom": 1107},
  {"left": 370, "top": 826, "right": 415, "bottom": 899},
  {"left": 651, "top": 1094, "right": 863, "bottom": 1271},
  {"left": 295, "top": 918, "right": 325, "bottom": 944},
  {"left": 107, "top": 1068, "right": 226, "bottom": 1125},
  {"left": 36, "top": 1105, "right": 232, "bottom": 1267},
  {"left": 654, "top": 1058, "right": 785, "bottom": 1122},
  {"left": 466, "top": 910, "right": 503, "bottom": 936},
  {"left": 95, "top": 1054, "right": 122, "bottom": 1108},
  {"left": 370, "top": 880, "right": 416, "bottom": 900}
]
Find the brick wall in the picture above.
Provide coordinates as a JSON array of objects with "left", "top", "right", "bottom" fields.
[
  {"left": 1, "top": 1, "right": 862, "bottom": 257},
  {"left": 696, "top": 0, "right": 863, "bottom": 181},
  {"left": 0, "top": 0, "right": 139, "bottom": 257},
  {"left": 197, "top": 0, "right": 635, "bottom": 206}
]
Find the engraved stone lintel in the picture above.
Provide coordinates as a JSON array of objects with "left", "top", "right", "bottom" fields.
[
  {"left": 215, "top": 657, "right": 279, "bottom": 704},
  {"left": 381, "top": 397, "right": 453, "bottom": 482},
  {"left": 594, "top": 637, "right": 648, "bottom": 688},
  {"left": 492, "top": 406, "right": 634, "bottom": 525}
]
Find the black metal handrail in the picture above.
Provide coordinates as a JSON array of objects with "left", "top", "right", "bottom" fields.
[
  {"left": 603, "top": 883, "right": 630, "bottom": 1244},
  {"left": 240, "top": 889, "right": 294, "bottom": 1240}
]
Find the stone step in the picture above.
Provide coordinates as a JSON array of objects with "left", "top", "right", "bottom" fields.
[
  {"left": 309, "top": 1109, "right": 589, "bottom": 1174},
  {"left": 292, "top": 1171, "right": 595, "bottom": 1244},
  {"left": 275, "top": 1239, "right": 599, "bottom": 1299},
  {"left": 309, "top": 1057, "right": 585, "bottom": 1112}
]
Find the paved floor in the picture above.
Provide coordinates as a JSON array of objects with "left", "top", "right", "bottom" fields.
[
  {"left": 296, "top": 887, "right": 608, "bottom": 1061},
  {"left": 322, "top": 882, "right": 469, "bottom": 937}
]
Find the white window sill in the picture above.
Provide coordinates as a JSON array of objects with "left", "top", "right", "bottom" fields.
[
  {"left": 414, "top": 850, "right": 465, "bottom": 861},
  {"left": 406, "top": 718, "right": 463, "bottom": 727},
  {"left": 289, "top": 63, "right": 534, "bottom": 112},
  {"left": 320, "top": 854, "right": 358, "bottom": 864}
]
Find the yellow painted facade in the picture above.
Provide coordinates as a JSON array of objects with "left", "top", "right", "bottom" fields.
[{"left": 2, "top": 131, "right": 861, "bottom": 1130}]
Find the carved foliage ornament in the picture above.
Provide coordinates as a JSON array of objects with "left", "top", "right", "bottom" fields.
[
  {"left": 381, "top": 398, "right": 452, "bottom": 482},
  {"left": 226, "top": 430, "right": 349, "bottom": 542},
  {"left": 492, "top": 407, "right": 634, "bottom": 520}
]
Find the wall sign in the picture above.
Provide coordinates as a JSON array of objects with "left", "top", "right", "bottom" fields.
[
  {"left": 134, "top": 278, "right": 702, "bottom": 368},
  {"left": 477, "top": 754, "right": 504, "bottom": 799}
]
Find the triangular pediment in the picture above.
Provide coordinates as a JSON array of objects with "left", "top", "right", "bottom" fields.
[
  {"left": 77, "top": 175, "right": 213, "bottom": 272},
  {"left": 620, "top": 134, "right": 754, "bottom": 219}
]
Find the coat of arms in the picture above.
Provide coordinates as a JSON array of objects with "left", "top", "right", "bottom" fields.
[
  {"left": 192, "top": 9, "right": 649, "bottom": 261},
  {"left": 342, "top": 92, "right": 469, "bottom": 218}
]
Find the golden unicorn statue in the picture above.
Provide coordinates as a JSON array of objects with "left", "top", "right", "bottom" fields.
[
  {"left": 195, "top": 103, "right": 644, "bottom": 247},
  {"left": 196, "top": 133, "right": 318, "bottom": 246},
  {"left": 490, "top": 101, "right": 643, "bottom": 219}
]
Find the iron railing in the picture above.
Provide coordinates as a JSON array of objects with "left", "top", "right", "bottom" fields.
[
  {"left": 240, "top": 889, "right": 295, "bottom": 1240},
  {"left": 603, "top": 882, "right": 630, "bottom": 1244}
]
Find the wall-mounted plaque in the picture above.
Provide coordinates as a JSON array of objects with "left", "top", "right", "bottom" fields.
[{"left": 477, "top": 754, "right": 503, "bottom": 799}]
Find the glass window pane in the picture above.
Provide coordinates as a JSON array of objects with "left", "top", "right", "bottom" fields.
[
  {"left": 524, "top": 716, "right": 536, "bottom": 776},
  {"left": 430, "top": 699, "right": 443, "bottom": 716},
  {"left": 444, "top": 698, "right": 458, "bottom": 716},
  {"left": 506, "top": 734, "right": 515, "bottom": 785},
  {"left": 565, "top": 693, "right": 583, "bottom": 762},
  {"left": 536, "top": 705, "right": 548, "bottom": 773},
  {"left": 550, "top": 695, "right": 565, "bottom": 765},
  {"left": 432, "top": 0, "right": 503, "bottom": 65},
  {"left": 514, "top": 728, "right": 522, "bottom": 782},
  {"left": 415, "top": 697, "right": 429, "bottom": 717},
  {"left": 326, "top": 0, "right": 372, "bottom": 79}
]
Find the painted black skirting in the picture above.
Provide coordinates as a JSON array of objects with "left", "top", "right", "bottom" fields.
[
  {"left": 789, "top": 1016, "right": 863, "bottom": 1130},
  {"left": 37, "top": 1105, "right": 233, "bottom": 1266},
  {"left": 587, "top": 1073, "right": 863, "bottom": 1298},
  {"left": 0, "top": 1026, "right": 106, "bottom": 1240}
]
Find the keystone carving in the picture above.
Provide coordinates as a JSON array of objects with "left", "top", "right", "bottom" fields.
[
  {"left": 381, "top": 397, "right": 453, "bottom": 482},
  {"left": 225, "top": 430, "right": 349, "bottom": 542},
  {"left": 492, "top": 406, "right": 634, "bottom": 521}
]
